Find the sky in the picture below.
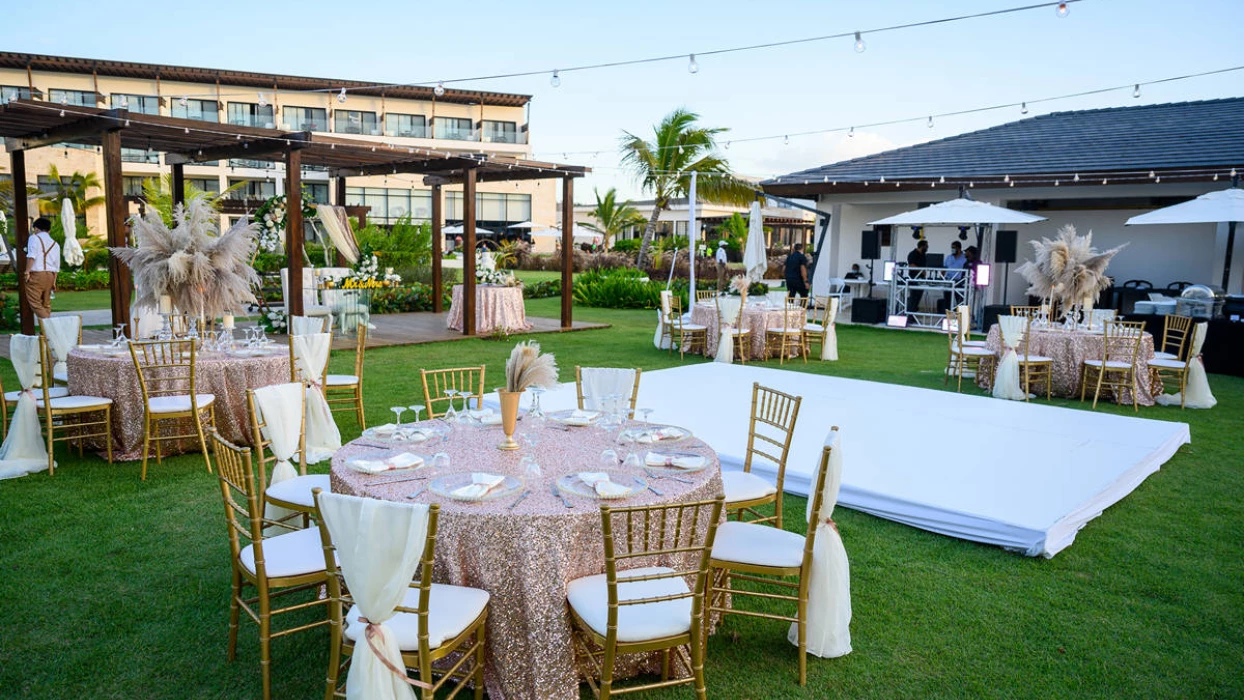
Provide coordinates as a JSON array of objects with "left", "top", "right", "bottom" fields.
[{"left": 1, "top": 0, "right": 1242, "bottom": 203}]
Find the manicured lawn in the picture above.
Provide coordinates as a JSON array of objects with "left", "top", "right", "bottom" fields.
[
  {"left": 0, "top": 299, "right": 1240, "bottom": 698},
  {"left": 41, "top": 288, "right": 111, "bottom": 313}
]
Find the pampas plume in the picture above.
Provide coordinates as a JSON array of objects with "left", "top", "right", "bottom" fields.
[
  {"left": 1015, "top": 224, "right": 1126, "bottom": 312},
  {"left": 504, "top": 341, "right": 559, "bottom": 393}
]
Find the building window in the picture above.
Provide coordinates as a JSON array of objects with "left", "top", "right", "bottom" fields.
[
  {"left": 335, "top": 110, "right": 378, "bottom": 135},
  {"left": 0, "top": 86, "right": 32, "bottom": 104},
  {"left": 346, "top": 186, "right": 435, "bottom": 223},
  {"left": 122, "top": 176, "right": 147, "bottom": 197},
  {"left": 385, "top": 113, "right": 428, "bottom": 138},
  {"left": 227, "top": 179, "right": 277, "bottom": 200},
  {"left": 171, "top": 98, "right": 218, "bottom": 122},
  {"left": 506, "top": 193, "right": 532, "bottom": 222},
  {"left": 227, "top": 102, "right": 275, "bottom": 128},
  {"left": 444, "top": 192, "right": 531, "bottom": 224},
  {"left": 304, "top": 183, "right": 329, "bottom": 204},
  {"left": 284, "top": 106, "right": 327, "bottom": 131},
  {"left": 482, "top": 120, "right": 518, "bottom": 144},
  {"left": 111, "top": 93, "right": 161, "bottom": 115},
  {"left": 434, "top": 117, "right": 474, "bottom": 141},
  {"left": 188, "top": 177, "right": 220, "bottom": 194},
  {"left": 121, "top": 148, "right": 159, "bottom": 164},
  {"left": 49, "top": 89, "right": 96, "bottom": 107},
  {"left": 36, "top": 175, "right": 70, "bottom": 194}
]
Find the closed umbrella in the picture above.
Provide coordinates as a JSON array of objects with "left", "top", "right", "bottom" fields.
[
  {"left": 743, "top": 201, "right": 767, "bottom": 282},
  {"left": 1125, "top": 186, "right": 1244, "bottom": 291},
  {"left": 61, "top": 198, "right": 84, "bottom": 267}
]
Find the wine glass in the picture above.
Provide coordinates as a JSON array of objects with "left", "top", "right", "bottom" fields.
[
  {"left": 112, "top": 324, "right": 127, "bottom": 347},
  {"left": 623, "top": 452, "right": 644, "bottom": 470},
  {"left": 599, "top": 449, "right": 619, "bottom": 469},
  {"left": 459, "top": 390, "right": 473, "bottom": 414},
  {"left": 528, "top": 387, "right": 546, "bottom": 421},
  {"left": 390, "top": 406, "right": 407, "bottom": 427},
  {"left": 408, "top": 405, "right": 425, "bottom": 425},
  {"left": 443, "top": 390, "right": 459, "bottom": 422},
  {"left": 638, "top": 408, "right": 653, "bottom": 425},
  {"left": 519, "top": 455, "right": 542, "bottom": 479}
]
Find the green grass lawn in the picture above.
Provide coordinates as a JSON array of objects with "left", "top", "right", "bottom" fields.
[
  {"left": 1, "top": 299, "right": 1240, "bottom": 698},
  {"left": 43, "top": 288, "right": 112, "bottom": 313}
]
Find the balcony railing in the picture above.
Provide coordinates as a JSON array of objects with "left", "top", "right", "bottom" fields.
[
  {"left": 436, "top": 128, "right": 478, "bottom": 142},
  {"left": 482, "top": 131, "right": 527, "bottom": 144},
  {"left": 386, "top": 126, "right": 430, "bottom": 139},
  {"left": 229, "top": 158, "right": 275, "bottom": 169},
  {"left": 283, "top": 121, "right": 326, "bottom": 132},
  {"left": 121, "top": 148, "right": 159, "bottom": 164}
]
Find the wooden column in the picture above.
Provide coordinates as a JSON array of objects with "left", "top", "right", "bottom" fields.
[
  {"left": 431, "top": 183, "right": 444, "bottom": 313},
  {"left": 171, "top": 162, "right": 185, "bottom": 208},
  {"left": 10, "top": 149, "right": 33, "bottom": 334},
  {"left": 285, "top": 149, "right": 304, "bottom": 317},
  {"left": 102, "top": 129, "right": 133, "bottom": 336},
  {"left": 462, "top": 169, "right": 477, "bottom": 335},
  {"left": 561, "top": 176, "right": 574, "bottom": 329},
  {"left": 333, "top": 177, "right": 347, "bottom": 266}
]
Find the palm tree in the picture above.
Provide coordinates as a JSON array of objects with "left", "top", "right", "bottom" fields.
[
  {"left": 581, "top": 187, "right": 645, "bottom": 250},
  {"left": 141, "top": 174, "right": 244, "bottom": 227},
  {"left": 619, "top": 108, "right": 755, "bottom": 267},
  {"left": 29, "top": 165, "right": 105, "bottom": 219}
]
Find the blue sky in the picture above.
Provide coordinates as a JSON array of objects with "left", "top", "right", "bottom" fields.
[{"left": 2, "top": 0, "right": 1241, "bottom": 201}]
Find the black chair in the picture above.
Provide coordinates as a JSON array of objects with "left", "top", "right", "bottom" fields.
[
  {"left": 1122, "top": 279, "right": 1153, "bottom": 290},
  {"left": 1167, "top": 281, "right": 1193, "bottom": 293}
]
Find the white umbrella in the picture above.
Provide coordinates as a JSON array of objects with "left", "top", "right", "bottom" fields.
[
  {"left": 506, "top": 221, "right": 542, "bottom": 229},
  {"left": 532, "top": 225, "right": 602, "bottom": 243},
  {"left": 61, "top": 198, "right": 84, "bottom": 267},
  {"left": 443, "top": 224, "right": 493, "bottom": 235},
  {"left": 869, "top": 198, "right": 1046, "bottom": 226},
  {"left": 743, "top": 201, "right": 767, "bottom": 282},
  {"left": 1126, "top": 187, "right": 1244, "bottom": 290}
]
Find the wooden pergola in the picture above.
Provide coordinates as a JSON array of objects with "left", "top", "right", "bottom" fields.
[{"left": 0, "top": 100, "right": 588, "bottom": 336}]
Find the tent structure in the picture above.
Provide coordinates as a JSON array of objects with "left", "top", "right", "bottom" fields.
[{"left": 1125, "top": 185, "right": 1244, "bottom": 291}]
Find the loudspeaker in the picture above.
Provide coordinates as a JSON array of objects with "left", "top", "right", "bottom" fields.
[
  {"left": 995, "top": 230, "right": 1018, "bottom": 264},
  {"left": 851, "top": 297, "right": 888, "bottom": 324},
  {"left": 861, "top": 229, "right": 881, "bottom": 260}
]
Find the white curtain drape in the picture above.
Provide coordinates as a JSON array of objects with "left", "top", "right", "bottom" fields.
[
  {"left": 292, "top": 333, "right": 341, "bottom": 463},
  {"left": 315, "top": 204, "right": 361, "bottom": 265},
  {"left": 61, "top": 198, "right": 85, "bottom": 267},
  {"left": 820, "top": 297, "right": 840, "bottom": 361},
  {"left": 992, "top": 315, "right": 1027, "bottom": 400},
  {"left": 653, "top": 291, "right": 674, "bottom": 350},
  {"left": 41, "top": 315, "right": 80, "bottom": 379},
  {"left": 0, "top": 335, "right": 50, "bottom": 479},
  {"left": 788, "top": 429, "right": 851, "bottom": 658},
  {"left": 580, "top": 368, "right": 638, "bottom": 411},
  {"left": 714, "top": 297, "right": 742, "bottom": 364},
  {"left": 1155, "top": 322, "right": 1217, "bottom": 409},
  {"left": 254, "top": 382, "right": 305, "bottom": 527},
  {"left": 319, "top": 492, "right": 430, "bottom": 700},
  {"left": 290, "top": 315, "right": 326, "bottom": 336}
]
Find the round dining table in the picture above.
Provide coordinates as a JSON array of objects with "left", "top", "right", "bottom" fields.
[
  {"left": 690, "top": 299, "right": 806, "bottom": 360},
  {"left": 447, "top": 284, "right": 532, "bottom": 334},
  {"left": 66, "top": 344, "right": 291, "bottom": 461},
  {"left": 330, "top": 417, "right": 723, "bottom": 700},
  {"left": 980, "top": 325, "right": 1158, "bottom": 405}
]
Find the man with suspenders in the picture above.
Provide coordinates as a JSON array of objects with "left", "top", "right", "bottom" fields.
[{"left": 23, "top": 217, "right": 60, "bottom": 319}]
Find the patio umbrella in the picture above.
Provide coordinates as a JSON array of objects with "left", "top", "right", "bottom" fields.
[
  {"left": 868, "top": 198, "right": 1046, "bottom": 226},
  {"left": 506, "top": 221, "right": 541, "bottom": 229},
  {"left": 1125, "top": 187, "right": 1244, "bottom": 291},
  {"left": 61, "top": 198, "right": 84, "bottom": 267},
  {"left": 443, "top": 224, "right": 493, "bottom": 235},
  {"left": 743, "top": 201, "right": 767, "bottom": 282}
]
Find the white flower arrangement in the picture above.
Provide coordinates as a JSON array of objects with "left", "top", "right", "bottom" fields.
[
  {"left": 349, "top": 253, "right": 381, "bottom": 282},
  {"left": 476, "top": 267, "right": 521, "bottom": 287}
]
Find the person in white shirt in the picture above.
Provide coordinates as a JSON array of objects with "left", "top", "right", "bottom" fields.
[
  {"left": 24, "top": 217, "right": 60, "bottom": 319},
  {"left": 715, "top": 240, "right": 729, "bottom": 290}
]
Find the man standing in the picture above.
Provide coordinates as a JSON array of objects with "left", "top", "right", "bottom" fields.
[
  {"left": 785, "top": 243, "right": 809, "bottom": 299},
  {"left": 715, "top": 240, "right": 729, "bottom": 291},
  {"left": 24, "top": 217, "right": 60, "bottom": 320},
  {"left": 906, "top": 239, "right": 928, "bottom": 314},
  {"left": 944, "top": 240, "right": 968, "bottom": 309}
]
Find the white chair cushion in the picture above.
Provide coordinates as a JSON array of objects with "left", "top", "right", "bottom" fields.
[
  {"left": 1019, "top": 355, "right": 1055, "bottom": 363},
  {"left": 266, "top": 474, "right": 332, "bottom": 508},
  {"left": 52, "top": 368, "right": 69, "bottom": 383},
  {"left": 566, "top": 566, "right": 692, "bottom": 643},
  {"left": 238, "top": 526, "right": 325, "bottom": 578},
  {"left": 344, "top": 583, "right": 490, "bottom": 651},
  {"left": 803, "top": 323, "right": 824, "bottom": 333},
  {"left": 676, "top": 323, "right": 708, "bottom": 331},
  {"left": 1153, "top": 351, "right": 1178, "bottom": 360},
  {"left": 148, "top": 394, "right": 216, "bottom": 414},
  {"left": 37, "top": 395, "right": 112, "bottom": 410},
  {"left": 766, "top": 328, "right": 803, "bottom": 334},
  {"left": 721, "top": 471, "right": 778, "bottom": 504},
  {"left": 953, "top": 346, "right": 995, "bottom": 357},
  {"left": 711, "top": 521, "right": 806, "bottom": 569},
  {"left": 960, "top": 339, "right": 988, "bottom": 347},
  {"left": 1084, "top": 360, "right": 1132, "bottom": 369},
  {"left": 325, "top": 374, "right": 360, "bottom": 387},
  {"left": 5, "top": 386, "right": 68, "bottom": 402},
  {"left": 1147, "top": 358, "right": 1188, "bottom": 370}
]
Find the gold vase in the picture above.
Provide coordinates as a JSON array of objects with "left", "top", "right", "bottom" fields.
[{"left": 497, "top": 390, "right": 521, "bottom": 451}]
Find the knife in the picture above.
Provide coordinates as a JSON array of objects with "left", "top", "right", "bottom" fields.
[
  {"left": 508, "top": 489, "right": 532, "bottom": 511},
  {"left": 637, "top": 476, "right": 662, "bottom": 496},
  {"left": 552, "top": 483, "right": 574, "bottom": 508}
]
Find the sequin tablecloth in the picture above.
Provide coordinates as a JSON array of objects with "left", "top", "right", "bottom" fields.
[
  {"left": 66, "top": 346, "right": 291, "bottom": 460},
  {"left": 981, "top": 325, "right": 1157, "bottom": 405},
  {"left": 331, "top": 419, "right": 723, "bottom": 700},
  {"left": 691, "top": 300, "right": 805, "bottom": 359},
  {"left": 447, "top": 284, "right": 532, "bottom": 334}
]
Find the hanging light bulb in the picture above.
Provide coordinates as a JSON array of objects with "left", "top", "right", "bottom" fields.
[
  {"left": 60, "top": 95, "right": 68, "bottom": 106},
  {"left": 848, "top": 126, "right": 855, "bottom": 138},
  {"left": 1232, "top": 168, "right": 1237, "bottom": 177},
  {"left": 257, "top": 92, "right": 267, "bottom": 107},
  {"left": 1074, "top": 173, "right": 1080, "bottom": 182},
  {"left": 1102, "top": 177, "right": 1108, "bottom": 185},
  {"left": 179, "top": 95, "right": 188, "bottom": 107},
  {"left": 59, "top": 109, "right": 64, "bottom": 117},
  {"left": 1021, "top": 102, "right": 1029, "bottom": 115},
  {"left": 879, "top": 176, "right": 886, "bottom": 183},
  {"left": 853, "top": 31, "right": 866, "bottom": 53},
  {"left": 687, "top": 54, "right": 699, "bottom": 74},
  {"left": 337, "top": 87, "right": 347, "bottom": 103},
  {"left": 1009, "top": 180, "right": 1015, "bottom": 187},
  {"left": 927, "top": 116, "right": 934, "bottom": 128},
  {"left": 724, "top": 141, "right": 730, "bottom": 150},
  {"left": 1133, "top": 84, "right": 1141, "bottom": 98},
  {"left": 1054, "top": 180, "right": 1060, "bottom": 186},
  {"left": 1056, "top": 2, "right": 1069, "bottom": 17},
  {"left": 1004, "top": 174, "right": 1010, "bottom": 183},
  {"left": 434, "top": 82, "right": 445, "bottom": 97},
  {"left": 784, "top": 135, "right": 789, "bottom": 145},
  {"left": 939, "top": 176, "right": 945, "bottom": 184},
  {"left": 969, "top": 181, "right": 974, "bottom": 188},
  {"left": 1213, "top": 173, "right": 1219, "bottom": 181},
  {"left": 184, "top": 127, "right": 189, "bottom": 134},
  {"left": 120, "top": 96, "right": 129, "bottom": 108},
  {"left": 1155, "top": 176, "right": 1161, "bottom": 183},
  {"left": 1149, "top": 170, "right": 1156, "bottom": 179},
  {"left": 550, "top": 70, "right": 561, "bottom": 88}
]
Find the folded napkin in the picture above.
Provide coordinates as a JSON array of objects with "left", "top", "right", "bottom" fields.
[
  {"left": 369, "top": 423, "right": 398, "bottom": 437},
  {"left": 451, "top": 472, "right": 506, "bottom": 500},
  {"left": 560, "top": 410, "right": 600, "bottom": 427},
  {"left": 636, "top": 427, "right": 684, "bottom": 444},
  {"left": 476, "top": 413, "right": 502, "bottom": 426},
  {"left": 578, "top": 472, "right": 631, "bottom": 499},
  {"left": 346, "top": 452, "right": 424, "bottom": 474},
  {"left": 467, "top": 409, "right": 495, "bottom": 420},
  {"left": 644, "top": 452, "right": 705, "bottom": 470}
]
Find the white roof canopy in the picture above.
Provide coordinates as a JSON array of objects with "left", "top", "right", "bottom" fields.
[
  {"left": 869, "top": 198, "right": 1046, "bottom": 226},
  {"left": 1125, "top": 188, "right": 1244, "bottom": 225}
]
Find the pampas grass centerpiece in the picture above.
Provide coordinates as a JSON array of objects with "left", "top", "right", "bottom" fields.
[
  {"left": 1014, "top": 224, "right": 1126, "bottom": 324},
  {"left": 504, "top": 340, "right": 559, "bottom": 393}
]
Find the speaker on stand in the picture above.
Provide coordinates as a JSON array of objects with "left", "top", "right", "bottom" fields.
[
  {"left": 861, "top": 228, "right": 882, "bottom": 296},
  {"left": 995, "top": 230, "right": 1018, "bottom": 302}
]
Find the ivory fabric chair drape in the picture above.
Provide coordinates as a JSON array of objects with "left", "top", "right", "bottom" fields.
[
  {"left": 0, "top": 335, "right": 51, "bottom": 479},
  {"left": 714, "top": 297, "right": 743, "bottom": 364},
  {"left": 290, "top": 315, "right": 327, "bottom": 336},
  {"left": 653, "top": 290, "right": 674, "bottom": 350},
  {"left": 1155, "top": 322, "right": 1217, "bottom": 409},
  {"left": 820, "top": 297, "right": 840, "bottom": 361},
  {"left": 788, "top": 429, "right": 852, "bottom": 658},
  {"left": 41, "top": 315, "right": 80, "bottom": 380},
  {"left": 992, "top": 315, "right": 1028, "bottom": 400},
  {"left": 319, "top": 492, "right": 430, "bottom": 700},
  {"left": 254, "top": 382, "right": 306, "bottom": 527},
  {"left": 292, "top": 333, "right": 341, "bottom": 463},
  {"left": 580, "top": 368, "right": 638, "bottom": 411}
]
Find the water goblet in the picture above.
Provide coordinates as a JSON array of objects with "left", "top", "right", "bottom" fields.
[
  {"left": 599, "top": 449, "right": 619, "bottom": 469},
  {"left": 431, "top": 451, "right": 451, "bottom": 475},
  {"left": 443, "top": 390, "right": 459, "bottom": 422},
  {"left": 112, "top": 324, "right": 127, "bottom": 347},
  {"left": 623, "top": 452, "right": 644, "bottom": 470},
  {"left": 521, "top": 432, "right": 539, "bottom": 450},
  {"left": 519, "top": 455, "right": 542, "bottom": 479},
  {"left": 391, "top": 406, "right": 407, "bottom": 428},
  {"left": 638, "top": 408, "right": 653, "bottom": 425},
  {"left": 528, "top": 387, "right": 546, "bottom": 421},
  {"left": 408, "top": 405, "right": 425, "bottom": 425}
]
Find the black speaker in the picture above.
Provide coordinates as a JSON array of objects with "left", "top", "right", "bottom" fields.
[
  {"left": 851, "top": 298, "right": 888, "bottom": 324},
  {"left": 861, "top": 229, "right": 881, "bottom": 260},
  {"left": 995, "top": 230, "right": 1018, "bottom": 264}
]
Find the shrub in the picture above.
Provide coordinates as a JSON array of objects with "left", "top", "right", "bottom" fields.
[
  {"left": 355, "top": 214, "right": 432, "bottom": 270},
  {"left": 611, "top": 238, "right": 641, "bottom": 253},
  {"left": 572, "top": 267, "right": 685, "bottom": 310},
  {"left": 523, "top": 279, "right": 561, "bottom": 299},
  {"left": 0, "top": 292, "right": 19, "bottom": 330},
  {"left": 371, "top": 282, "right": 441, "bottom": 313}
]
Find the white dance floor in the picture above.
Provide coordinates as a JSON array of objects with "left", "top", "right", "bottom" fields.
[{"left": 510, "top": 363, "right": 1190, "bottom": 557}]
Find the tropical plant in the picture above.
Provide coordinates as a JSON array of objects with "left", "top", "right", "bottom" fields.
[
  {"left": 581, "top": 187, "right": 645, "bottom": 250},
  {"left": 619, "top": 108, "right": 755, "bottom": 268},
  {"left": 715, "top": 212, "right": 748, "bottom": 243},
  {"left": 141, "top": 174, "right": 244, "bottom": 227},
  {"left": 354, "top": 213, "right": 433, "bottom": 269},
  {"left": 29, "top": 165, "right": 105, "bottom": 219}
]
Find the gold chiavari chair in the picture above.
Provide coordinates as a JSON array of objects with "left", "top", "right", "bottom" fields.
[
  {"left": 246, "top": 386, "right": 326, "bottom": 522},
  {"left": 313, "top": 494, "right": 489, "bottom": 700},
  {"left": 944, "top": 311, "right": 995, "bottom": 392},
  {"left": 694, "top": 289, "right": 717, "bottom": 303},
  {"left": 130, "top": 339, "right": 216, "bottom": 479},
  {"left": 420, "top": 366, "right": 486, "bottom": 419},
  {"left": 1148, "top": 322, "right": 1202, "bottom": 409},
  {"left": 575, "top": 366, "right": 643, "bottom": 412},
  {"left": 764, "top": 297, "right": 808, "bottom": 364},
  {"left": 723, "top": 383, "right": 801, "bottom": 529},
  {"left": 210, "top": 430, "right": 331, "bottom": 700},
  {"left": 35, "top": 336, "right": 113, "bottom": 475},
  {"left": 39, "top": 313, "right": 83, "bottom": 386},
  {"left": 1017, "top": 315, "right": 1054, "bottom": 401},
  {"left": 325, "top": 323, "right": 368, "bottom": 429},
  {"left": 716, "top": 295, "right": 752, "bottom": 364},
  {"left": 1080, "top": 319, "right": 1146, "bottom": 411},
  {"left": 1, "top": 343, "right": 70, "bottom": 440},
  {"left": 955, "top": 305, "right": 988, "bottom": 348},
  {"left": 567, "top": 496, "right": 724, "bottom": 699},
  {"left": 708, "top": 427, "right": 840, "bottom": 686},
  {"left": 668, "top": 296, "right": 708, "bottom": 360},
  {"left": 1154, "top": 314, "right": 1193, "bottom": 361},
  {"left": 1009, "top": 305, "right": 1042, "bottom": 318}
]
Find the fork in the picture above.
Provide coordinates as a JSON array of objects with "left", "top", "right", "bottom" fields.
[
  {"left": 508, "top": 489, "right": 531, "bottom": 511},
  {"left": 645, "top": 469, "right": 694, "bottom": 485},
  {"left": 405, "top": 486, "right": 426, "bottom": 500},
  {"left": 552, "top": 483, "right": 574, "bottom": 508},
  {"left": 636, "top": 476, "right": 662, "bottom": 496}
]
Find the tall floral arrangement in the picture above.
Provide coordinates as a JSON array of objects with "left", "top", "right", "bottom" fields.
[
  {"left": 1014, "top": 225, "right": 1126, "bottom": 320},
  {"left": 253, "top": 191, "right": 317, "bottom": 253}
]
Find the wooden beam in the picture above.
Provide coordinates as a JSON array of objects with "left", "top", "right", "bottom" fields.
[
  {"left": 171, "top": 163, "right": 185, "bottom": 207},
  {"left": 4, "top": 109, "right": 125, "bottom": 151},
  {"left": 10, "top": 149, "right": 33, "bottom": 334},
  {"left": 333, "top": 176, "right": 347, "bottom": 266},
  {"left": 165, "top": 131, "right": 309, "bottom": 165},
  {"left": 561, "top": 176, "right": 574, "bottom": 329},
  {"left": 462, "top": 168, "right": 477, "bottom": 336},
  {"left": 431, "top": 183, "right": 443, "bottom": 313},
  {"left": 101, "top": 128, "right": 133, "bottom": 336},
  {"left": 286, "top": 148, "right": 304, "bottom": 317}
]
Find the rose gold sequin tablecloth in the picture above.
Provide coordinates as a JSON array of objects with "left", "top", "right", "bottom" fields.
[
  {"left": 447, "top": 284, "right": 532, "bottom": 334},
  {"left": 981, "top": 326, "right": 1157, "bottom": 405},
  {"left": 67, "top": 347, "right": 291, "bottom": 460},
  {"left": 691, "top": 301, "right": 805, "bottom": 359},
  {"left": 331, "top": 420, "right": 724, "bottom": 700}
]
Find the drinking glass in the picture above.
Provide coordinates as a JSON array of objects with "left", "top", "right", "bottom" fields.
[
  {"left": 599, "top": 449, "right": 619, "bottom": 469},
  {"left": 431, "top": 451, "right": 451, "bottom": 475},
  {"left": 391, "top": 406, "right": 407, "bottom": 426},
  {"left": 519, "top": 456, "right": 542, "bottom": 479},
  {"left": 112, "top": 324, "right": 127, "bottom": 347},
  {"left": 436, "top": 419, "right": 454, "bottom": 444},
  {"left": 408, "top": 405, "right": 425, "bottom": 424},
  {"left": 528, "top": 387, "right": 546, "bottom": 421},
  {"left": 638, "top": 408, "right": 653, "bottom": 424},
  {"left": 623, "top": 452, "right": 644, "bottom": 470},
  {"left": 443, "top": 390, "right": 459, "bottom": 422}
]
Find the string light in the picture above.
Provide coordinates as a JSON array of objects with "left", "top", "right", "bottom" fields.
[
  {"left": 848, "top": 126, "right": 855, "bottom": 137},
  {"left": 1155, "top": 176, "right": 1161, "bottom": 183},
  {"left": 688, "top": 54, "right": 699, "bottom": 74},
  {"left": 179, "top": 95, "right": 188, "bottom": 107},
  {"left": 550, "top": 70, "right": 561, "bottom": 88},
  {"left": 1232, "top": 168, "right": 1238, "bottom": 177},
  {"left": 880, "top": 176, "right": 886, "bottom": 183},
  {"left": 1149, "top": 170, "right": 1156, "bottom": 179},
  {"left": 784, "top": 135, "right": 789, "bottom": 145},
  {"left": 1004, "top": 174, "right": 1010, "bottom": 182},
  {"left": 1074, "top": 173, "right": 1080, "bottom": 182},
  {"left": 927, "top": 116, "right": 934, "bottom": 128},
  {"left": 1213, "top": 173, "right": 1219, "bottom": 181},
  {"left": 120, "top": 96, "right": 129, "bottom": 108},
  {"left": 1056, "top": 2, "right": 1069, "bottom": 17},
  {"left": 59, "top": 109, "right": 64, "bottom": 117},
  {"left": 257, "top": 93, "right": 267, "bottom": 107},
  {"left": 853, "top": 31, "right": 866, "bottom": 53},
  {"left": 1133, "top": 84, "right": 1141, "bottom": 98},
  {"left": 939, "top": 176, "right": 945, "bottom": 183},
  {"left": 1054, "top": 179, "right": 1060, "bottom": 186},
  {"left": 337, "top": 88, "right": 347, "bottom": 103},
  {"left": 434, "top": 82, "right": 445, "bottom": 97},
  {"left": 1021, "top": 102, "right": 1028, "bottom": 114},
  {"left": 1102, "top": 177, "right": 1108, "bottom": 184}
]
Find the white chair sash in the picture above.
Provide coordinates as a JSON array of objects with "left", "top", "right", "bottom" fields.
[
  {"left": 580, "top": 368, "right": 638, "bottom": 411},
  {"left": 956, "top": 305, "right": 971, "bottom": 339},
  {"left": 654, "top": 291, "right": 674, "bottom": 350},
  {"left": 0, "top": 335, "right": 51, "bottom": 479},
  {"left": 821, "top": 297, "right": 840, "bottom": 362},
  {"left": 254, "top": 382, "right": 306, "bottom": 528},
  {"left": 40, "top": 315, "right": 80, "bottom": 379},
  {"left": 991, "top": 315, "right": 1027, "bottom": 400},
  {"left": 788, "top": 429, "right": 852, "bottom": 658},
  {"left": 319, "top": 492, "right": 430, "bottom": 700},
  {"left": 292, "top": 333, "right": 341, "bottom": 463},
  {"left": 714, "top": 298, "right": 742, "bottom": 364},
  {"left": 290, "top": 315, "right": 326, "bottom": 336},
  {"left": 1155, "top": 321, "right": 1217, "bottom": 409}
]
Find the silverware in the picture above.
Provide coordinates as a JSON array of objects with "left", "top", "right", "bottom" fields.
[
  {"left": 646, "top": 469, "right": 694, "bottom": 484},
  {"left": 637, "top": 476, "right": 662, "bottom": 496},
  {"left": 405, "top": 486, "right": 426, "bottom": 500},
  {"left": 372, "top": 473, "right": 429, "bottom": 486},
  {"left": 508, "top": 489, "right": 531, "bottom": 511},
  {"left": 552, "top": 483, "right": 574, "bottom": 508},
  {"left": 353, "top": 441, "right": 394, "bottom": 450}
]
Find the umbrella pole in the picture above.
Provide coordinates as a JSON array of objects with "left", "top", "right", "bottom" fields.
[{"left": 1224, "top": 220, "right": 1236, "bottom": 292}]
